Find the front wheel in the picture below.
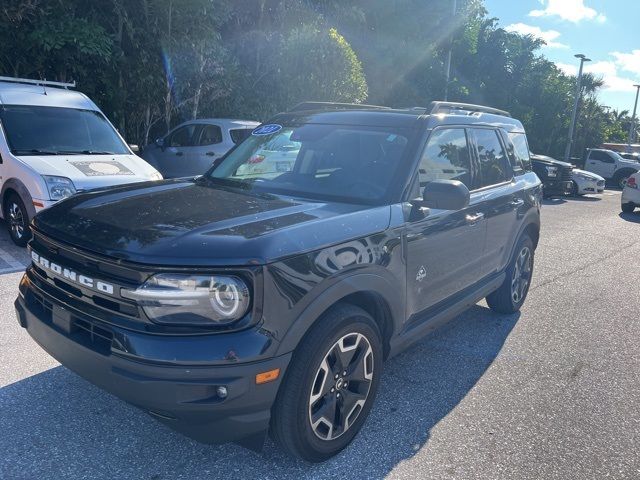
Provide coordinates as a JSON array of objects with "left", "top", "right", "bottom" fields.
[
  {"left": 4, "top": 193, "right": 31, "bottom": 247},
  {"left": 614, "top": 171, "right": 631, "bottom": 190},
  {"left": 487, "top": 235, "right": 534, "bottom": 314},
  {"left": 270, "top": 304, "right": 383, "bottom": 462}
]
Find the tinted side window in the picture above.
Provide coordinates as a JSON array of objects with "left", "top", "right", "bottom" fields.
[
  {"left": 418, "top": 128, "right": 472, "bottom": 189},
  {"left": 507, "top": 132, "right": 532, "bottom": 173},
  {"left": 167, "top": 125, "right": 196, "bottom": 147},
  {"left": 474, "top": 129, "right": 510, "bottom": 187},
  {"left": 589, "top": 150, "right": 613, "bottom": 162},
  {"left": 197, "top": 124, "right": 222, "bottom": 145},
  {"left": 230, "top": 128, "right": 252, "bottom": 144}
]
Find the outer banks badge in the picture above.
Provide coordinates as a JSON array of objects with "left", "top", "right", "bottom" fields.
[{"left": 252, "top": 124, "right": 282, "bottom": 136}]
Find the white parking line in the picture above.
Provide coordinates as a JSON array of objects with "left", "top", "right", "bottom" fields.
[{"left": 0, "top": 246, "right": 26, "bottom": 274}]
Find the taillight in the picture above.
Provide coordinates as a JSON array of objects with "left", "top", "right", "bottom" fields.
[
  {"left": 627, "top": 176, "right": 638, "bottom": 189},
  {"left": 247, "top": 154, "right": 265, "bottom": 164}
]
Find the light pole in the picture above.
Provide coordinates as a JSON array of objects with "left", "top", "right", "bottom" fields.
[
  {"left": 564, "top": 54, "right": 591, "bottom": 163},
  {"left": 627, "top": 84, "right": 640, "bottom": 146},
  {"left": 443, "top": 0, "right": 457, "bottom": 101}
]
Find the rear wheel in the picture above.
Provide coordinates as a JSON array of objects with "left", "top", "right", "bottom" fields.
[
  {"left": 569, "top": 181, "right": 580, "bottom": 196},
  {"left": 622, "top": 202, "right": 636, "bottom": 213},
  {"left": 270, "top": 304, "right": 383, "bottom": 462},
  {"left": 3, "top": 193, "right": 31, "bottom": 247},
  {"left": 487, "top": 235, "right": 534, "bottom": 314}
]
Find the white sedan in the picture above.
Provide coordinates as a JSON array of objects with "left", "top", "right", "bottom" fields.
[
  {"left": 621, "top": 171, "right": 640, "bottom": 212},
  {"left": 571, "top": 168, "right": 605, "bottom": 196}
]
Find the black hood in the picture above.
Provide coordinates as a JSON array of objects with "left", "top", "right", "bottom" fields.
[{"left": 32, "top": 179, "right": 391, "bottom": 266}]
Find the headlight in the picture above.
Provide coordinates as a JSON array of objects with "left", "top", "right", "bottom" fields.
[
  {"left": 545, "top": 166, "right": 558, "bottom": 178},
  {"left": 149, "top": 171, "right": 163, "bottom": 181},
  {"left": 122, "top": 274, "right": 250, "bottom": 326},
  {"left": 43, "top": 176, "right": 76, "bottom": 200}
]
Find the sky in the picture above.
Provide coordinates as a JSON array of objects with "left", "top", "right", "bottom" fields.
[{"left": 483, "top": 0, "right": 640, "bottom": 113}]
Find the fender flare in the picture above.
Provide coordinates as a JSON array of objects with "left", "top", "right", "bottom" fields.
[
  {"left": 507, "top": 210, "right": 541, "bottom": 265},
  {"left": 275, "top": 271, "right": 404, "bottom": 356},
  {"left": 1, "top": 178, "right": 36, "bottom": 219}
]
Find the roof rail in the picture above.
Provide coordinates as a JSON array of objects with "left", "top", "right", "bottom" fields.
[
  {"left": 0, "top": 76, "right": 76, "bottom": 89},
  {"left": 429, "top": 101, "right": 510, "bottom": 117},
  {"left": 289, "top": 101, "right": 391, "bottom": 112}
]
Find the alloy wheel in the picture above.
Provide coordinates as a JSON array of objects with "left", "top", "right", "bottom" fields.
[
  {"left": 7, "top": 202, "right": 25, "bottom": 240},
  {"left": 511, "top": 246, "right": 532, "bottom": 304},
  {"left": 308, "top": 332, "right": 374, "bottom": 441}
]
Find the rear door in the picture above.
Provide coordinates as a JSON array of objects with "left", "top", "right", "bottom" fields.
[
  {"left": 469, "top": 127, "right": 522, "bottom": 275},
  {"left": 405, "top": 127, "right": 488, "bottom": 317},
  {"left": 157, "top": 124, "right": 198, "bottom": 178}
]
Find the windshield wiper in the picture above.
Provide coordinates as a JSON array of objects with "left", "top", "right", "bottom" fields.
[
  {"left": 13, "top": 149, "right": 59, "bottom": 156},
  {"left": 57, "top": 150, "right": 117, "bottom": 155}
]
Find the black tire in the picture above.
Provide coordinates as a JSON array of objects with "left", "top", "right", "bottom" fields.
[
  {"left": 486, "top": 235, "right": 534, "bottom": 314},
  {"left": 270, "top": 304, "right": 383, "bottom": 462},
  {"left": 569, "top": 181, "right": 580, "bottom": 197},
  {"left": 622, "top": 202, "right": 635, "bottom": 213},
  {"left": 3, "top": 193, "right": 31, "bottom": 247}
]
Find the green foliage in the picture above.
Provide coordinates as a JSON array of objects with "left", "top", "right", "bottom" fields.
[{"left": 0, "top": 0, "right": 628, "bottom": 154}]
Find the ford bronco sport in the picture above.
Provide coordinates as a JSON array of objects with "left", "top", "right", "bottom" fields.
[{"left": 15, "top": 101, "right": 542, "bottom": 462}]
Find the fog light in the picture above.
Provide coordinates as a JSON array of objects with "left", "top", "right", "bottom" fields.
[{"left": 216, "top": 386, "right": 228, "bottom": 399}]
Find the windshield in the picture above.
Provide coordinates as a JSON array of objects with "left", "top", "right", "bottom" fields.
[
  {"left": 0, "top": 105, "right": 129, "bottom": 156},
  {"left": 208, "top": 123, "right": 411, "bottom": 203}
]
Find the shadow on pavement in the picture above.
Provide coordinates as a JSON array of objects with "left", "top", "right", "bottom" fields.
[
  {"left": 0, "top": 305, "right": 519, "bottom": 479},
  {"left": 542, "top": 197, "right": 567, "bottom": 205},
  {"left": 566, "top": 195, "right": 601, "bottom": 202},
  {"left": 619, "top": 211, "right": 640, "bottom": 223}
]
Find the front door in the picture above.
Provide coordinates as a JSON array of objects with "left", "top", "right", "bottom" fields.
[
  {"left": 405, "top": 127, "right": 488, "bottom": 318},
  {"left": 585, "top": 150, "right": 615, "bottom": 178},
  {"left": 157, "top": 124, "right": 198, "bottom": 178}
]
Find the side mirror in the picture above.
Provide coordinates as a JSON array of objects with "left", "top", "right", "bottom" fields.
[
  {"left": 155, "top": 137, "right": 164, "bottom": 149},
  {"left": 422, "top": 180, "right": 470, "bottom": 210},
  {"left": 129, "top": 144, "right": 140, "bottom": 153}
]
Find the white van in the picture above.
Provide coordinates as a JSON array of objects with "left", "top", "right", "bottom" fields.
[{"left": 0, "top": 77, "right": 162, "bottom": 246}]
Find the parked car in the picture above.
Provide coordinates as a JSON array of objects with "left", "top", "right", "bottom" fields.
[
  {"left": 621, "top": 171, "right": 640, "bottom": 212},
  {"left": 570, "top": 168, "right": 605, "bottom": 196},
  {"left": 583, "top": 148, "right": 640, "bottom": 189},
  {"left": 620, "top": 152, "right": 640, "bottom": 162},
  {"left": 0, "top": 76, "right": 163, "bottom": 246},
  {"left": 235, "top": 128, "right": 300, "bottom": 177},
  {"left": 141, "top": 119, "right": 259, "bottom": 178},
  {"left": 530, "top": 154, "right": 573, "bottom": 197},
  {"left": 16, "top": 101, "right": 542, "bottom": 462}
]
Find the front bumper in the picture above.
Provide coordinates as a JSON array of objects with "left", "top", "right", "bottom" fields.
[
  {"left": 15, "top": 274, "right": 291, "bottom": 446},
  {"left": 544, "top": 180, "right": 573, "bottom": 197},
  {"left": 574, "top": 177, "right": 605, "bottom": 195}
]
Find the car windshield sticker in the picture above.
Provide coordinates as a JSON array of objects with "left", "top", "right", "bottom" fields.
[
  {"left": 252, "top": 124, "right": 282, "bottom": 136},
  {"left": 71, "top": 161, "right": 135, "bottom": 176}
]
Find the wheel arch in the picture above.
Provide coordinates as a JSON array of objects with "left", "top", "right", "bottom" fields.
[
  {"left": 1, "top": 178, "right": 36, "bottom": 219},
  {"left": 275, "top": 273, "right": 403, "bottom": 360}
]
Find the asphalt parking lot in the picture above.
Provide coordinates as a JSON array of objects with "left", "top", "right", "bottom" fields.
[{"left": 1, "top": 190, "right": 639, "bottom": 480}]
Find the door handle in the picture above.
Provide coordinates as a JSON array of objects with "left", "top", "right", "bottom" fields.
[
  {"left": 206, "top": 152, "right": 216, "bottom": 157},
  {"left": 510, "top": 198, "right": 525, "bottom": 207},
  {"left": 175, "top": 151, "right": 184, "bottom": 156},
  {"left": 465, "top": 212, "right": 485, "bottom": 224}
]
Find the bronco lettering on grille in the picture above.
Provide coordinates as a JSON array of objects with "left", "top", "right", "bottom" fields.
[{"left": 31, "top": 251, "right": 115, "bottom": 295}]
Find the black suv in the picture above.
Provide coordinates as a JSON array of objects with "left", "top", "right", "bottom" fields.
[{"left": 15, "top": 101, "right": 542, "bottom": 462}]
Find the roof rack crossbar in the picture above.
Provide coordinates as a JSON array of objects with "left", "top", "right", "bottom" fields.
[
  {"left": 429, "top": 101, "right": 510, "bottom": 117},
  {"left": 290, "top": 101, "right": 391, "bottom": 112},
  {"left": 0, "top": 76, "right": 76, "bottom": 89}
]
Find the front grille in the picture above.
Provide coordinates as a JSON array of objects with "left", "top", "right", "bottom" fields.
[
  {"left": 26, "top": 288, "right": 114, "bottom": 355},
  {"left": 31, "top": 263, "right": 140, "bottom": 319},
  {"left": 559, "top": 166, "right": 573, "bottom": 183}
]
